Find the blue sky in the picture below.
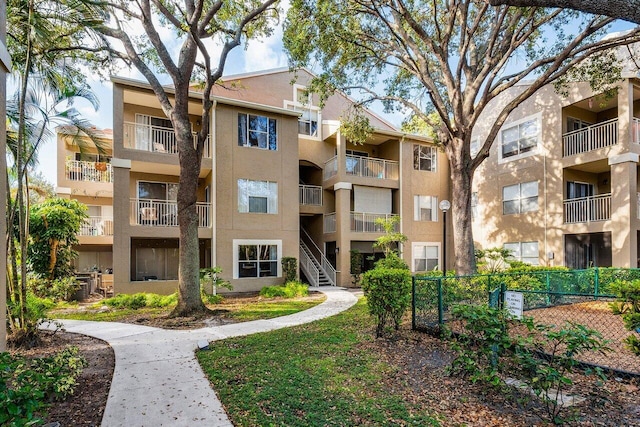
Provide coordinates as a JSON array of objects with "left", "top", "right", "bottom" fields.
[{"left": 34, "top": 15, "right": 637, "bottom": 187}]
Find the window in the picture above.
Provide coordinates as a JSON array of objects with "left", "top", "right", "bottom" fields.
[
  {"left": 138, "top": 181, "right": 179, "bottom": 201},
  {"left": 413, "top": 243, "right": 440, "bottom": 272},
  {"left": 504, "top": 242, "right": 539, "bottom": 265},
  {"left": 131, "top": 239, "right": 210, "bottom": 281},
  {"left": 285, "top": 86, "right": 322, "bottom": 138},
  {"left": 135, "top": 114, "right": 178, "bottom": 153},
  {"left": 238, "top": 113, "right": 277, "bottom": 150},
  {"left": 75, "top": 153, "right": 112, "bottom": 163},
  {"left": 567, "top": 117, "right": 592, "bottom": 132},
  {"left": 238, "top": 179, "right": 277, "bottom": 214},
  {"left": 503, "top": 181, "right": 538, "bottom": 215},
  {"left": 414, "top": 195, "right": 438, "bottom": 221},
  {"left": 413, "top": 145, "right": 437, "bottom": 172},
  {"left": 500, "top": 117, "right": 540, "bottom": 159},
  {"left": 233, "top": 240, "right": 282, "bottom": 278}
]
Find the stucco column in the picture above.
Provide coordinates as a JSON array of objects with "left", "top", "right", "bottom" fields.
[
  {"left": 617, "top": 79, "right": 634, "bottom": 151},
  {"left": 111, "top": 159, "right": 131, "bottom": 294},
  {"left": 609, "top": 153, "right": 638, "bottom": 267},
  {"left": 336, "top": 130, "right": 347, "bottom": 178},
  {"left": 334, "top": 182, "right": 352, "bottom": 287}
]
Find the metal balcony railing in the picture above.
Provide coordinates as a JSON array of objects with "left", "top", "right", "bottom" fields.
[
  {"left": 65, "top": 160, "right": 113, "bottom": 183},
  {"left": 299, "top": 185, "right": 323, "bottom": 206},
  {"left": 562, "top": 119, "right": 618, "bottom": 157},
  {"left": 324, "top": 213, "right": 336, "bottom": 233},
  {"left": 323, "top": 155, "right": 399, "bottom": 181},
  {"left": 79, "top": 216, "right": 114, "bottom": 236},
  {"left": 564, "top": 194, "right": 611, "bottom": 224},
  {"left": 350, "top": 212, "right": 399, "bottom": 233},
  {"left": 130, "top": 199, "right": 211, "bottom": 227},
  {"left": 123, "top": 122, "right": 211, "bottom": 158}
]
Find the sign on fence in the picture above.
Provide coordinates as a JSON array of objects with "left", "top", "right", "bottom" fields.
[{"left": 505, "top": 291, "right": 524, "bottom": 319}]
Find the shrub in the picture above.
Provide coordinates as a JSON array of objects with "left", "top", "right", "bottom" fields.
[
  {"left": 103, "top": 293, "right": 148, "bottom": 309},
  {"left": 362, "top": 265, "right": 412, "bottom": 337},
  {"left": 259, "top": 281, "right": 309, "bottom": 298},
  {"left": 609, "top": 279, "right": 640, "bottom": 355},
  {"left": 1, "top": 347, "right": 86, "bottom": 426},
  {"left": 200, "top": 267, "right": 233, "bottom": 301},
  {"left": 281, "top": 257, "right": 298, "bottom": 283},
  {"left": 28, "top": 276, "right": 80, "bottom": 302},
  {"left": 145, "top": 293, "right": 178, "bottom": 308}
]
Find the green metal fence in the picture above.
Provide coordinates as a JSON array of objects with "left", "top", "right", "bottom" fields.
[{"left": 412, "top": 268, "right": 640, "bottom": 377}]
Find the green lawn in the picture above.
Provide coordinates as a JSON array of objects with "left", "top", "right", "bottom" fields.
[{"left": 197, "top": 299, "right": 441, "bottom": 426}]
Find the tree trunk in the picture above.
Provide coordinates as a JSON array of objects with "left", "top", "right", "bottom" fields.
[
  {"left": 446, "top": 136, "right": 476, "bottom": 276},
  {"left": 170, "top": 100, "right": 207, "bottom": 316}
]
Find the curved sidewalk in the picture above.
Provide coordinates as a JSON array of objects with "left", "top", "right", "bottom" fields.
[{"left": 48, "top": 287, "right": 358, "bottom": 427}]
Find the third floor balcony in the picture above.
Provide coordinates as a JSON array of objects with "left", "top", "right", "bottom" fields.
[
  {"left": 66, "top": 160, "right": 113, "bottom": 183},
  {"left": 130, "top": 199, "right": 211, "bottom": 228},
  {"left": 562, "top": 118, "right": 640, "bottom": 157},
  {"left": 123, "top": 122, "right": 211, "bottom": 158},
  {"left": 324, "top": 155, "right": 399, "bottom": 182},
  {"left": 563, "top": 193, "right": 611, "bottom": 224}
]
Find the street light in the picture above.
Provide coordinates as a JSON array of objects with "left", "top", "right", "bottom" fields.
[{"left": 439, "top": 200, "right": 451, "bottom": 274}]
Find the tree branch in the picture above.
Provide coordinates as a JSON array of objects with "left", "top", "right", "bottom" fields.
[{"left": 487, "top": 0, "right": 640, "bottom": 24}]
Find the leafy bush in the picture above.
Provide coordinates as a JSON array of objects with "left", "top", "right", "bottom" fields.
[
  {"left": 362, "top": 264, "right": 412, "bottom": 337},
  {"left": 281, "top": 257, "right": 298, "bottom": 283},
  {"left": 102, "top": 293, "right": 177, "bottom": 309},
  {"left": 28, "top": 275, "right": 80, "bottom": 302},
  {"left": 7, "top": 294, "right": 58, "bottom": 347},
  {"left": 259, "top": 281, "right": 309, "bottom": 298},
  {"left": 1, "top": 347, "right": 86, "bottom": 426},
  {"left": 200, "top": 267, "right": 233, "bottom": 298},
  {"left": 145, "top": 293, "right": 178, "bottom": 308},
  {"left": 609, "top": 279, "right": 640, "bottom": 355},
  {"left": 448, "top": 304, "right": 611, "bottom": 424}
]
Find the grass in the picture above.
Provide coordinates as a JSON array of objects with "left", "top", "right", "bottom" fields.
[
  {"left": 197, "top": 299, "right": 441, "bottom": 426},
  {"left": 48, "top": 294, "right": 326, "bottom": 323}
]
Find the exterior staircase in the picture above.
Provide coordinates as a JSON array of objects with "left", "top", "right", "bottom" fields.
[{"left": 300, "top": 228, "right": 336, "bottom": 286}]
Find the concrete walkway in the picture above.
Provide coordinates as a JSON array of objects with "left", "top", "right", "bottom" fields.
[{"left": 47, "top": 287, "right": 358, "bottom": 427}]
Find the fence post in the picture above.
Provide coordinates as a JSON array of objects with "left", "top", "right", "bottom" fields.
[
  {"left": 412, "top": 276, "right": 416, "bottom": 330},
  {"left": 594, "top": 267, "right": 599, "bottom": 300},
  {"left": 500, "top": 282, "right": 506, "bottom": 309},
  {"left": 437, "top": 278, "right": 444, "bottom": 326},
  {"left": 545, "top": 271, "right": 551, "bottom": 305}
]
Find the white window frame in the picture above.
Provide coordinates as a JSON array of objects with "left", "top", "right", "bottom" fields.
[
  {"left": 238, "top": 113, "right": 278, "bottom": 150},
  {"left": 237, "top": 179, "right": 278, "bottom": 214},
  {"left": 233, "top": 239, "right": 282, "bottom": 279},
  {"left": 283, "top": 84, "right": 322, "bottom": 140},
  {"left": 412, "top": 242, "right": 441, "bottom": 273},
  {"left": 503, "top": 241, "right": 540, "bottom": 265},
  {"left": 136, "top": 180, "right": 179, "bottom": 201},
  {"left": 413, "top": 144, "right": 437, "bottom": 172},
  {"left": 414, "top": 195, "right": 438, "bottom": 222},
  {"left": 498, "top": 113, "right": 541, "bottom": 163},
  {"left": 502, "top": 181, "right": 538, "bottom": 215}
]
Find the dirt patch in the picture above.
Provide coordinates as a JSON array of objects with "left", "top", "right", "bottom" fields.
[
  {"left": 8, "top": 330, "right": 114, "bottom": 426},
  {"left": 368, "top": 324, "right": 640, "bottom": 426}
]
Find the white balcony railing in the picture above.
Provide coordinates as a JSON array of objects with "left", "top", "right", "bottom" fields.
[
  {"left": 564, "top": 194, "right": 611, "bottom": 224},
  {"left": 323, "top": 155, "right": 399, "bottom": 181},
  {"left": 123, "top": 122, "right": 211, "bottom": 158},
  {"left": 130, "top": 199, "right": 211, "bottom": 227},
  {"left": 346, "top": 155, "right": 399, "bottom": 180},
  {"left": 299, "top": 185, "right": 323, "bottom": 206},
  {"left": 633, "top": 117, "right": 640, "bottom": 144},
  {"left": 562, "top": 119, "right": 618, "bottom": 157},
  {"left": 79, "top": 216, "right": 114, "bottom": 236},
  {"left": 65, "top": 160, "right": 113, "bottom": 183},
  {"left": 324, "top": 213, "right": 336, "bottom": 233},
  {"left": 351, "top": 212, "right": 399, "bottom": 233}
]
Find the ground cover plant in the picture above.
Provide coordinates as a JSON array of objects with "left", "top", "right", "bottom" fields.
[{"left": 259, "top": 281, "right": 308, "bottom": 298}]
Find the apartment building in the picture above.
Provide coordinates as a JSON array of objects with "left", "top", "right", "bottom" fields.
[
  {"left": 472, "top": 75, "right": 640, "bottom": 269},
  {"left": 58, "top": 68, "right": 450, "bottom": 293}
]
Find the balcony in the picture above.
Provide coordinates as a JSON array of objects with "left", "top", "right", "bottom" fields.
[
  {"left": 563, "top": 194, "right": 611, "bottom": 224},
  {"left": 66, "top": 160, "right": 113, "bottom": 183},
  {"left": 79, "top": 216, "right": 114, "bottom": 236},
  {"left": 130, "top": 199, "right": 211, "bottom": 227},
  {"left": 323, "top": 155, "right": 399, "bottom": 181},
  {"left": 123, "top": 122, "right": 211, "bottom": 158},
  {"left": 562, "top": 118, "right": 640, "bottom": 157},
  {"left": 351, "top": 212, "right": 399, "bottom": 233},
  {"left": 299, "top": 185, "right": 323, "bottom": 206}
]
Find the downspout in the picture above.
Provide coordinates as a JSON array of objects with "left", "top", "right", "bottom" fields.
[
  {"left": 544, "top": 151, "right": 549, "bottom": 266},
  {"left": 211, "top": 100, "right": 217, "bottom": 268}
]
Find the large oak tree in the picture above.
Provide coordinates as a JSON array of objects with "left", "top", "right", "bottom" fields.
[
  {"left": 285, "top": 0, "right": 640, "bottom": 274},
  {"left": 488, "top": 0, "right": 640, "bottom": 24},
  {"left": 86, "top": 0, "right": 279, "bottom": 315}
]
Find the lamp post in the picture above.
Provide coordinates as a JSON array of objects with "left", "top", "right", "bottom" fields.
[{"left": 439, "top": 200, "right": 451, "bottom": 273}]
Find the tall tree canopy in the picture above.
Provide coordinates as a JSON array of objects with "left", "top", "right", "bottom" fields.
[
  {"left": 488, "top": 0, "right": 640, "bottom": 24},
  {"left": 84, "top": 0, "right": 280, "bottom": 315},
  {"left": 285, "top": 0, "right": 640, "bottom": 274}
]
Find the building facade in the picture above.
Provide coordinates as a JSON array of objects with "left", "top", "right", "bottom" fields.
[
  {"left": 58, "top": 68, "right": 452, "bottom": 293},
  {"left": 472, "top": 76, "right": 640, "bottom": 269}
]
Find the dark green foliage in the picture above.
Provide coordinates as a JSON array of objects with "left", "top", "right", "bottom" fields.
[
  {"left": 103, "top": 293, "right": 177, "bottom": 309},
  {"left": 610, "top": 279, "right": 640, "bottom": 355},
  {"left": 28, "top": 275, "right": 80, "bottom": 302},
  {"left": 350, "top": 250, "right": 363, "bottom": 286},
  {"left": 1, "top": 347, "right": 86, "bottom": 426},
  {"left": 200, "top": 267, "right": 233, "bottom": 298},
  {"left": 448, "top": 304, "right": 610, "bottom": 424},
  {"left": 281, "top": 257, "right": 298, "bottom": 283},
  {"left": 28, "top": 198, "right": 88, "bottom": 280},
  {"left": 259, "top": 281, "right": 309, "bottom": 298},
  {"left": 362, "top": 260, "right": 411, "bottom": 337}
]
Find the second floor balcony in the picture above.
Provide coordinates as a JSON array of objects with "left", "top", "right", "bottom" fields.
[
  {"left": 324, "top": 155, "right": 399, "bottom": 181},
  {"left": 123, "top": 122, "right": 211, "bottom": 158},
  {"left": 564, "top": 193, "right": 611, "bottom": 224},
  {"left": 79, "top": 216, "right": 114, "bottom": 236},
  {"left": 299, "top": 184, "right": 323, "bottom": 206},
  {"left": 66, "top": 160, "right": 113, "bottom": 183},
  {"left": 130, "top": 199, "right": 211, "bottom": 227},
  {"left": 562, "top": 118, "right": 640, "bottom": 157}
]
